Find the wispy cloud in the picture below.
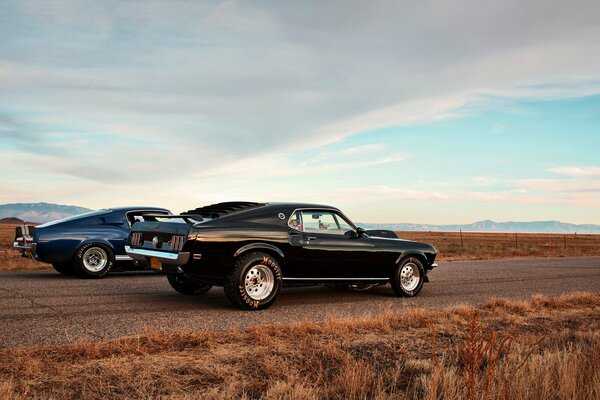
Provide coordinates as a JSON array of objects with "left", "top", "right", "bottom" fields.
[
  {"left": 1, "top": 1, "right": 599, "bottom": 223},
  {"left": 548, "top": 166, "right": 600, "bottom": 177}
]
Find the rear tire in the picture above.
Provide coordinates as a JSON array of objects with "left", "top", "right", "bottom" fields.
[
  {"left": 52, "top": 261, "right": 74, "bottom": 275},
  {"left": 75, "top": 243, "right": 114, "bottom": 279},
  {"left": 167, "top": 274, "right": 213, "bottom": 295},
  {"left": 391, "top": 256, "right": 425, "bottom": 297},
  {"left": 224, "top": 251, "right": 282, "bottom": 310}
]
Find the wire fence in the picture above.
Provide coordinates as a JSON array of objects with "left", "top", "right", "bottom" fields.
[{"left": 396, "top": 231, "right": 600, "bottom": 258}]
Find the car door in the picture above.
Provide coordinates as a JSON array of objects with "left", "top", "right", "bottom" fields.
[{"left": 290, "top": 209, "right": 379, "bottom": 278}]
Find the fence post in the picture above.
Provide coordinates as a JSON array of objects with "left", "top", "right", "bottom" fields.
[
  {"left": 460, "top": 229, "right": 464, "bottom": 247},
  {"left": 515, "top": 232, "right": 518, "bottom": 247},
  {"left": 564, "top": 235, "right": 567, "bottom": 249}
]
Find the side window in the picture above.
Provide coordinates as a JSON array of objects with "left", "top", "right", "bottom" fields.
[
  {"left": 288, "top": 210, "right": 303, "bottom": 231},
  {"left": 301, "top": 211, "right": 348, "bottom": 235},
  {"left": 333, "top": 213, "right": 354, "bottom": 232}
]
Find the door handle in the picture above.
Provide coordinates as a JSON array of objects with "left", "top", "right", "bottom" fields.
[{"left": 306, "top": 236, "right": 317, "bottom": 241}]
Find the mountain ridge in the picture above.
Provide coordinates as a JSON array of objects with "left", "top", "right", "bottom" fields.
[
  {"left": 1, "top": 203, "right": 599, "bottom": 233},
  {"left": 359, "top": 219, "right": 600, "bottom": 234},
  {"left": 0, "top": 202, "right": 92, "bottom": 224}
]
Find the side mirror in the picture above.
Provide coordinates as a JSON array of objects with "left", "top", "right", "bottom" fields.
[
  {"left": 356, "top": 227, "right": 366, "bottom": 237},
  {"left": 344, "top": 230, "right": 358, "bottom": 239}
]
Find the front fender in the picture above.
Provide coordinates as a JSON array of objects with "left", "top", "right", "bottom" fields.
[{"left": 396, "top": 250, "right": 437, "bottom": 268}]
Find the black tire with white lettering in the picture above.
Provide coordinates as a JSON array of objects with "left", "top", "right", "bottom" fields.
[
  {"left": 167, "top": 274, "right": 213, "bottom": 295},
  {"left": 75, "top": 243, "right": 114, "bottom": 278},
  {"left": 391, "top": 256, "right": 425, "bottom": 297},
  {"left": 224, "top": 251, "right": 282, "bottom": 310}
]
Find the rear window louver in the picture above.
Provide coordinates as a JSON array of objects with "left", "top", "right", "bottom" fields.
[{"left": 182, "top": 201, "right": 265, "bottom": 219}]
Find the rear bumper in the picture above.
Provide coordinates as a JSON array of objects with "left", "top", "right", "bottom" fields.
[
  {"left": 13, "top": 242, "right": 38, "bottom": 260},
  {"left": 125, "top": 245, "right": 190, "bottom": 265}
]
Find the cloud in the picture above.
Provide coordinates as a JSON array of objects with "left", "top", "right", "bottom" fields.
[
  {"left": 1, "top": 0, "right": 600, "bottom": 217},
  {"left": 548, "top": 166, "right": 600, "bottom": 177}
]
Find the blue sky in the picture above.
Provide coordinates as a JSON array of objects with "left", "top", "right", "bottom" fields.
[{"left": 1, "top": 1, "right": 599, "bottom": 223}]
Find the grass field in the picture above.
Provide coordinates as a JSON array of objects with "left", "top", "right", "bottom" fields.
[
  {"left": 1, "top": 223, "right": 600, "bottom": 272},
  {"left": 1, "top": 292, "right": 599, "bottom": 399},
  {"left": 397, "top": 230, "right": 600, "bottom": 260}
]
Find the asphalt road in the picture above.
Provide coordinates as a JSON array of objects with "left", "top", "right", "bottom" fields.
[{"left": 1, "top": 256, "right": 599, "bottom": 348}]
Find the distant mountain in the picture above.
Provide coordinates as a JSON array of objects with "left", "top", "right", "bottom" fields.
[
  {"left": 0, "top": 203, "right": 92, "bottom": 224},
  {"left": 0, "top": 217, "right": 29, "bottom": 224},
  {"left": 359, "top": 219, "right": 600, "bottom": 234}
]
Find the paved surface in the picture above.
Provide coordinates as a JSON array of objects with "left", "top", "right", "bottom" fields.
[{"left": 1, "top": 256, "right": 599, "bottom": 348}]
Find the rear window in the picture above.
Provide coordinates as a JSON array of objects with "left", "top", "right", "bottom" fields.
[{"left": 36, "top": 210, "right": 108, "bottom": 228}]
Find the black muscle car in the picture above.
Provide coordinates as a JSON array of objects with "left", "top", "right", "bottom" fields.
[
  {"left": 126, "top": 202, "right": 438, "bottom": 310},
  {"left": 14, "top": 207, "right": 170, "bottom": 278}
]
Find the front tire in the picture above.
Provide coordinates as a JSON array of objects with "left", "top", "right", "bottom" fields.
[
  {"left": 224, "top": 251, "right": 282, "bottom": 310},
  {"left": 167, "top": 274, "right": 213, "bottom": 295},
  {"left": 391, "top": 256, "right": 425, "bottom": 297},
  {"left": 75, "top": 243, "right": 114, "bottom": 278}
]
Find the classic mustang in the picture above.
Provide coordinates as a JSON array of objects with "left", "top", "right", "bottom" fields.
[
  {"left": 126, "top": 202, "right": 438, "bottom": 310},
  {"left": 14, "top": 206, "right": 170, "bottom": 278}
]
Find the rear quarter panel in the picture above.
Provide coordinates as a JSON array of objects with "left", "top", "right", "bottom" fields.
[
  {"left": 186, "top": 225, "right": 291, "bottom": 277},
  {"left": 36, "top": 224, "right": 128, "bottom": 263}
]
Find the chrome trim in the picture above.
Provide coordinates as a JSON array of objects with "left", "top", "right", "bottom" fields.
[
  {"left": 282, "top": 277, "right": 389, "bottom": 282},
  {"left": 125, "top": 245, "right": 190, "bottom": 265},
  {"left": 431, "top": 262, "right": 439, "bottom": 268},
  {"left": 115, "top": 255, "right": 133, "bottom": 261},
  {"left": 13, "top": 242, "right": 33, "bottom": 250}
]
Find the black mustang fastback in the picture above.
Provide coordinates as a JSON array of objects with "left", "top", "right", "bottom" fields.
[{"left": 126, "top": 202, "right": 438, "bottom": 310}]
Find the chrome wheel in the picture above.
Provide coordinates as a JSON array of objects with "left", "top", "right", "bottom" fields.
[
  {"left": 244, "top": 264, "right": 274, "bottom": 301},
  {"left": 82, "top": 247, "right": 108, "bottom": 273},
  {"left": 400, "top": 262, "right": 420, "bottom": 291}
]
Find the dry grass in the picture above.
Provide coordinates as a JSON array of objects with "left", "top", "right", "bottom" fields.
[
  {"left": 1, "top": 292, "right": 599, "bottom": 399},
  {"left": 397, "top": 231, "right": 600, "bottom": 261},
  {"left": 0, "top": 224, "right": 48, "bottom": 271}
]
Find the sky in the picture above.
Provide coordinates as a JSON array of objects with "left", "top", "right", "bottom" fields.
[{"left": 0, "top": 0, "right": 599, "bottom": 224}]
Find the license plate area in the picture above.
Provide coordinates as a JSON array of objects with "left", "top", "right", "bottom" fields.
[{"left": 149, "top": 257, "right": 162, "bottom": 271}]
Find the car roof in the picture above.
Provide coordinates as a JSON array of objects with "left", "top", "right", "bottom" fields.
[
  {"left": 182, "top": 201, "right": 341, "bottom": 222},
  {"left": 104, "top": 206, "right": 171, "bottom": 213}
]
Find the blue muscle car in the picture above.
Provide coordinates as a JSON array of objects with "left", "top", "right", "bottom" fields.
[{"left": 14, "top": 206, "right": 170, "bottom": 278}]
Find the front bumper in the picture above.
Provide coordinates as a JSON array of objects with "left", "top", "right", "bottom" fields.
[{"left": 125, "top": 245, "right": 190, "bottom": 265}]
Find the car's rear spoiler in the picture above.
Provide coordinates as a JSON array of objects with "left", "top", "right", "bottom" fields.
[{"left": 140, "top": 214, "right": 204, "bottom": 224}]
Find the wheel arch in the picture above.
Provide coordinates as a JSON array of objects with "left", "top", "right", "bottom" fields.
[
  {"left": 76, "top": 239, "right": 116, "bottom": 255},
  {"left": 233, "top": 243, "right": 285, "bottom": 268}
]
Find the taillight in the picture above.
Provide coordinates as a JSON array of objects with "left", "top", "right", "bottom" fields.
[
  {"left": 130, "top": 232, "right": 143, "bottom": 246},
  {"left": 169, "top": 235, "right": 185, "bottom": 251}
]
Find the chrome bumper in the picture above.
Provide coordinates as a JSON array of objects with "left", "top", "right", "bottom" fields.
[
  {"left": 430, "top": 262, "right": 439, "bottom": 269},
  {"left": 13, "top": 242, "right": 38, "bottom": 260},
  {"left": 13, "top": 242, "right": 32, "bottom": 250},
  {"left": 125, "top": 245, "right": 190, "bottom": 265}
]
